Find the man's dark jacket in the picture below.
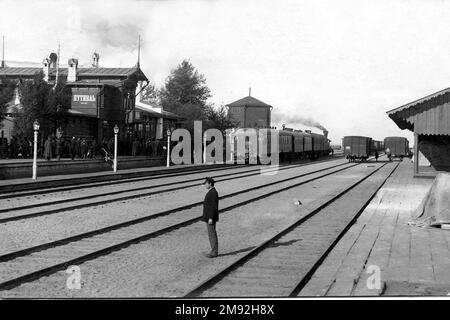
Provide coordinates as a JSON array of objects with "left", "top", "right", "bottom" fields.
[
  {"left": 202, "top": 187, "right": 219, "bottom": 222},
  {"left": 70, "top": 140, "right": 77, "bottom": 152}
]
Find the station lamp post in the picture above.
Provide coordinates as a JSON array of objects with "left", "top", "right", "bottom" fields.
[
  {"left": 32, "top": 120, "right": 40, "bottom": 180},
  {"left": 113, "top": 124, "right": 119, "bottom": 172},
  {"left": 229, "top": 128, "right": 235, "bottom": 163},
  {"left": 166, "top": 128, "right": 172, "bottom": 168},
  {"left": 203, "top": 132, "right": 207, "bottom": 164}
]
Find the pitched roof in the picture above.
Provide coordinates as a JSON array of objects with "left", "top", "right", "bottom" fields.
[
  {"left": 0, "top": 67, "right": 41, "bottom": 76},
  {"left": 387, "top": 87, "right": 450, "bottom": 115},
  {"left": 136, "top": 100, "right": 184, "bottom": 120},
  {"left": 386, "top": 87, "right": 450, "bottom": 135},
  {"left": 0, "top": 66, "right": 148, "bottom": 81},
  {"left": 227, "top": 95, "right": 272, "bottom": 108}
]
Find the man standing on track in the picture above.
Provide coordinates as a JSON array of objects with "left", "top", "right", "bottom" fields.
[{"left": 202, "top": 177, "right": 219, "bottom": 258}]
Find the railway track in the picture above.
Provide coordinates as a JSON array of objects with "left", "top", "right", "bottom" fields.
[
  {"left": 184, "top": 161, "right": 399, "bottom": 297},
  {"left": 0, "top": 156, "right": 341, "bottom": 195},
  {"left": 0, "top": 163, "right": 243, "bottom": 194},
  {"left": 0, "top": 163, "right": 249, "bottom": 199},
  {"left": 0, "top": 160, "right": 362, "bottom": 292},
  {"left": 0, "top": 156, "right": 340, "bottom": 201},
  {"left": 0, "top": 158, "right": 349, "bottom": 224}
]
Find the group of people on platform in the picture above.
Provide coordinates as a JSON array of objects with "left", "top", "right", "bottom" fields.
[
  {"left": 0, "top": 136, "right": 166, "bottom": 160},
  {"left": 0, "top": 137, "right": 33, "bottom": 159},
  {"left": 130, "top": 138, "right": 164, "bottom": 158}
]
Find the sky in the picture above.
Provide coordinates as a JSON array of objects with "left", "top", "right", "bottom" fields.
[{"left": 2, "top": 0, "right": 450, "bottom": 144}]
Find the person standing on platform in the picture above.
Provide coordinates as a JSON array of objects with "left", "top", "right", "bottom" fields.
[
  {"left": 102, "top": 137, "right": 107, "bottom": 152},
  {"left": 44, "top": 136, "right": 52, "bottom": 161},
  {"left": 202, "top": 177, "right": 219, "bottom": 258},
  {"left": 9, "top": 138, "right": 17, "bottom": 158},
  {"left": 21, "top": 140, "right": 29, "bottom": 158},
  {"left": 132, "top": 139, "right": 138, "bottom": 157},
  {"left": 75, "top": 138, "right": 81, "bottom": 159},
  {"left": 107, "top": 138, "right": 114, "bottom": 155},
  {"left": 386, "top": 148, "right": 392, "bottom": 162},
  {"left": 55, "top": 137, "right": 62, "bottom": 161},
  {"left": 70, "top": 137, "right": 77, "bottom": 160},
  {"left": 91, "top": 139, "right": 97, "bottom": 159},
  {"left": 80, "top": 138, "right": 87, "bottom": 159}
]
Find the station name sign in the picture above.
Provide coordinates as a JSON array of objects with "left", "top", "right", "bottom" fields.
[
  {"left": 71, "top": 88, "right": 99, "bottom": 116},
  {"left": 73, "top": 94, "right": 96, "bottom": 102}
]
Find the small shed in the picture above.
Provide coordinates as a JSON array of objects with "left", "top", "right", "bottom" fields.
[{"left": 387, "top": 87, "right": 450, "bottom": 175}]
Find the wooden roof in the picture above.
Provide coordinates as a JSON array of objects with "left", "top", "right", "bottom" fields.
[
  {"left": 387, "top": 88, "right": 450, "bottom": 135},
  {"left": 227, "top": 95, "right": 272, "bottom": 108},
  {"left": 0, "top": 66, "right": 148, "bottom": 82}
]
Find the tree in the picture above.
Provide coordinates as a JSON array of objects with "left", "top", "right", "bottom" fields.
[
  {"left": 140, "top": 82, "right": 160, "bottom": 106},
  {"left": 204, "top": 104, "right": 237, "bottom": 133},
  {"left": 14, "top": 72, "right": 70, "bottom": 140},
  {"left": 159, "top": 60, "right": 211, "bottom": 132},
  {"left": 0, "top": 79, "right": 16, "bottom": 128},
  {"left": 47, "top": 78, "right": 72, "bottom": 131}
]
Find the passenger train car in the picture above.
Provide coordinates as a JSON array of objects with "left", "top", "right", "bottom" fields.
[{"left": 232, "top": 127, "right": 331, "bottom": 163}]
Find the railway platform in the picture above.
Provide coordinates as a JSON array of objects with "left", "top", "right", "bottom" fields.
[
  {"left": 0, "top": 162, "right": 234, "bottom": 193},
  {"left": 299, "top": 159, "right": 450, "bottom": 296},
  {"left": 0, "top": 156, "right": 166, "bottom": 180}
]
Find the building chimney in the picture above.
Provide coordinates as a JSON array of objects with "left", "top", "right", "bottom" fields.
[
  {"left": 92, "top": 52, "right": 99, "bottom": 67},
  {"left": 42, "top": 57, "right": 51, "bottom": 82},
  {"left": 67, "top": 58, "right": 78, "bottom": 82}
]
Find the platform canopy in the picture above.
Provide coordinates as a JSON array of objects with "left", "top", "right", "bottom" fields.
[
  {"left": 386, "top": 88, "right": 450, "bottom": 135},
  {"left": 387, "top": 87, "right": 450, "bottom": 175},
  {"left": 135, "top": 100, "right": 184, "bottom": 120}
]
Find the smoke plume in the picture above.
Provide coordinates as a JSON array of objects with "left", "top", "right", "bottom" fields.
[
  {"left": 83, "top": 17, "right": 144, "bottom": 50},
  {"left": 272, "top": 112, "right": 327, "bottom": 132}
]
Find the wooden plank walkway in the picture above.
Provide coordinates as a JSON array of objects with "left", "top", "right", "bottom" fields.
[{"left": 298, "top": 160, "right": 450, "bottom": 296}]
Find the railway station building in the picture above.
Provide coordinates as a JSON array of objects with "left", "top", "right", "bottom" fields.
[
  {"left": 0, "top": 53, "right": 182, "bottom": 150},
  {"left": 387, "top": 87, "right": 450, "bottom": 175},
  {"left": 226, "top": 93, "right": 273, "bottom": 128}
]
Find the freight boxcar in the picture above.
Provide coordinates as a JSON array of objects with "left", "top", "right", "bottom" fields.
[
  {"left": 343, "top": 136, "right": 372, "bottom": 162},
  {"left": 384, "top": 136, "right": 409, "bottom": 161}
]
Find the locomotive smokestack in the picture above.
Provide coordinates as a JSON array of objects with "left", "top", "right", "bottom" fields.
[{"left": 323, "top": 130, "right": 328, "bottom": 139}]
